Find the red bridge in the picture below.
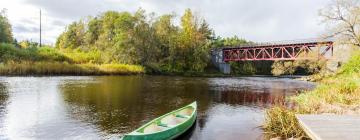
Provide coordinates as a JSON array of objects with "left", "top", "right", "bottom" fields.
[{"left": 222, "top": 39, "right": 334, "bottom": 62}]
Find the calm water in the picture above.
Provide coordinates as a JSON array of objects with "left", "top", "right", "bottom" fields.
[{"left": 0, "top": 76, "right": 315, "bottom": 140}]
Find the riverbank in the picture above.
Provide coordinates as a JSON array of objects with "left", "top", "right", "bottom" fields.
[
  {"left": 0, "top": 43, "right": 144, "bottom": 75},
  {"left": 0, "top": 61, "right": 144, "bottom": 75},
  {"left": 263, "top": 51, "right": 360, "bottom": 139}
]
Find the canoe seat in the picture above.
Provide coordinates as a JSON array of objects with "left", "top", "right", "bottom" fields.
[
  {"left": 161, "top": 114, "right": 187, "bottom": 126},
  {"left": 158, "top": 123, "right": 168, "bottom": 127},
  {"left": 176, "top": 114, "right": 189, "bottom": 118},
  {"left": 177, "top": 107, "right": 194, "bottom": 116},
  {"left": 143, "top": 123, "right": 168, "bottom": 133}
]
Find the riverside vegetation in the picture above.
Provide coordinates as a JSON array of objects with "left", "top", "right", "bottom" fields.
[
  {"left": 0, "top": 8, "right": 257, "bottom": 75},
  {"left": 1, "top": 8, "right": 214, "bottom": 75},
  {"left": 264, "top": 0, "right": 360, "bottom": 139},
  {"left": 0, "top": 8, "right": 323, "bottom": 76},
  {"left": 263, "top": 50, "right": 360, "bottom": 139},
  {"left": 0, "top": 43, "right": 144, "bottom": 75}
]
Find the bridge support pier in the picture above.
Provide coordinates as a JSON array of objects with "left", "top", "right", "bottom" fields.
[
  {"left": 219, "top": 62, "right": 231, "bottom": 74},
  {"left": 211, "top": 49, "right": 231, "bottom": 74}
]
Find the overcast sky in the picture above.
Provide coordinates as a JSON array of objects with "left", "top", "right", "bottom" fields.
[{"left": 0, "top": 0, "right": 331, "bottom": 45}]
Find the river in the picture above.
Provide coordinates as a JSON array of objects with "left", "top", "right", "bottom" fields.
[{"left": 0, "top": 76, "right": 315, "bottom": 140}]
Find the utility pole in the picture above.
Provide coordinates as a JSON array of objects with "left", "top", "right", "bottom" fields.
[{"left": 39, "top": 9, "right": 42, "bottom": 47}]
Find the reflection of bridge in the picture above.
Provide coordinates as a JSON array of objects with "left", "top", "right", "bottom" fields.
[{"left": 211, "top": 38, "right": 334, "bottom": 74}]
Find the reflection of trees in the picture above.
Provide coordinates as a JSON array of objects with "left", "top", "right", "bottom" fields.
[
  {"left": 0, "top": 82, "right": 9, "bottom": 132},
  {"left": 59, "top": 76, "right": 213, "bottom": 135},
  {"left": 57, "top": 76, "right": 314, "bottom": 139},
  {"left": 0, "top": 82, "right": 8, "bottom": 106},
  {"left": 212, "top": 89, "right": 287, "bottom": 108}
]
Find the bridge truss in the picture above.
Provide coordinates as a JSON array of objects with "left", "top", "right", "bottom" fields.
[{"left": 222, "top": 40, "right": 334, "bottom": 62}]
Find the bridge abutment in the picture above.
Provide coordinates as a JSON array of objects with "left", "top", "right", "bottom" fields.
[
  {"left": 218, "top": 62, "right": 231, "bottom": 74},
  {"left": 211, "top": 49, "right": 231, "bottom": 74}
]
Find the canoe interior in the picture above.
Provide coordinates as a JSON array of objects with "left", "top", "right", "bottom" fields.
[{"left": 139, "top": 106, "right": 195, "bottom": 134}]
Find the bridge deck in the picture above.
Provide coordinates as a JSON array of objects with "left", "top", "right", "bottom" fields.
[{"left": 296, "top": 114, "right": 360, "bottom": 140}]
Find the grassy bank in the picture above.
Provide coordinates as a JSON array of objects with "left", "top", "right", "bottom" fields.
[
  {"left": 0, "top": 43, "right": 144, "bottom": 75},
  {"left": 0, "top": 61, "right": 144, "bottom": 75},
  {"left": 263, "top": 51, "right": 360, "bottom": 139}
]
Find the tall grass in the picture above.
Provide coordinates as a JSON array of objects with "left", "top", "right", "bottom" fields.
[
  {"left": 0, "top": 61, "right": 144, "bottom": 75},
  {"left": 263, "top": 106, "right": 306, "bottom": 139},
  {"left": 0, "top": 43, "right": 68, "bottom": 62},
  {"left": 264, "top": 50, "right": 360, "bottom": 139},
  {"left": 62, "top": 49, "right": 102, "bottom": 64},
  {"left": 0, "top": 43, "right": 144, "bottom": 75}
]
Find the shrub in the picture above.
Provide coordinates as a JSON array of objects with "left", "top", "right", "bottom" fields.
[
  {"left": 263, "top": 106, "right": 306, "bottom": 139},
  {"left": 62, "top": 49, "right": 102, "bottom": 64},
  {"left": 0, "top": 43, "right": 69, "bottom": 62},
  {"left": 338, "top": 51, "right": 360, "bottom": 75}
]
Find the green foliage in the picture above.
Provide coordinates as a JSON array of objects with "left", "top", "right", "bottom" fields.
[
  {"left": 338, "top": 51, "right": 360, "bottom": 75},
  {"left": 18, "top": 40, "right": 39, "bottom": 48},
  {"left": 62, "top": 49, "right": 101, "bottom": 64},
  {"left": 210, "top": 36, "right": 248, "bottom": 48},
  {"left": 173, "top": 9, "right": 211, "bottom": 72},
  {"left": 0, "top": 43, "right": 67, "bottom": 62},
  {"left": 56, "top": 21, "right": 86, "bottom": 50},
  {"left": 37, "top": 47, "right": 68, "bottom": 62},
  {"left": 271, "top": 59, "right": 327, "bottom": 76},
  {"left": 223, "top": 36, "right": 248, "bottom": 46},
  {"left": 0, "top": 43, "right": 144, "bottom": 75},
  {"left": 272, "top": 61, "right": 295, "bottom": 76},
  {"left": 230, "top": 61, "right": 257, "bottom": 75},
  {"left": 0, "top": 9, "right": 13, "bottom": 43},
  {"left": 55, "top": 9, "right": 213, "bottom": 74}
]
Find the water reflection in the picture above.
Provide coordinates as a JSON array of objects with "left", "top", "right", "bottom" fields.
[
  {"left": 212, "top": 90, "right": 285, "bottom": 107},
  {"left": 0, "top": 76, "right": 315, "bottom": 139},
  {"left": 0, "top": 82, "right": 9, "bottom": 138},
  {"left": 60, "top": 76, "right": 213, "bottom": 138},
  {"left": 0, "top": 77, "right": 101, "bottom": 139},
  {"left": 195, "top": 105, "right": 264, "bottom": 140}
]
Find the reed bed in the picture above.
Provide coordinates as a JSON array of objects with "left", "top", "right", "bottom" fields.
[{"left": 0, "top": 61, "right": 144, "bottom": 75}]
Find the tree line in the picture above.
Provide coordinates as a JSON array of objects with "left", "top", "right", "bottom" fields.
[
  {"left": 0, "top": 9, "right": 13, "bottom": 44},
  {"left": 1, "top": 7, "right": 257, "bottom": 75},
  {"left": 1, "top": 7, "right": 330, "bottom": 75},
  {"left": 56, "top": 9, "right": 218, "bottom": 73}
]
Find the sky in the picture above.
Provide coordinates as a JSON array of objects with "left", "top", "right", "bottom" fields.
[{"left": 0, "top": 0, "right": 331, "bottom": 45}]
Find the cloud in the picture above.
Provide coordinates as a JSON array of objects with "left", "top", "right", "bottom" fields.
[
  {"left": 51, "top": 20, "right": 67, "bottom": 27},
  {"left": 13, "top": 24, "right": 38, "bottom": 33},
  {"left": 23, "top": 0, "right": 139, "bottom": 20},
  {"left": 3, "top": 0, "right": 331, "bottom": 44}
]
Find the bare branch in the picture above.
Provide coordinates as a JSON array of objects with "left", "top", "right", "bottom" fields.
[{"left": 320, "top": 0, "right": 360, "bottom": 47}]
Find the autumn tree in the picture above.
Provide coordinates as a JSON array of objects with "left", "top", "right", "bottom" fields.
[
  {"left": 56, "top": 21, "right": 85, "bottom": 50},
  {"left": 0, "top": 9, "right": 13, "bottom": 43},
  {"left": 320, "top": 0, "right": 360, "bottom": 47},
  {"left": 55, "top": 9, "right": 214, "bottom": 73},
  {"left": 176, "top": 9, "right": 212, "bottom": 72}
]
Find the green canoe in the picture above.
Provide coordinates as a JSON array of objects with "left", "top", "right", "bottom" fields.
[{"left": 121, "top": 101, "right": 197, "bottom": 140}]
